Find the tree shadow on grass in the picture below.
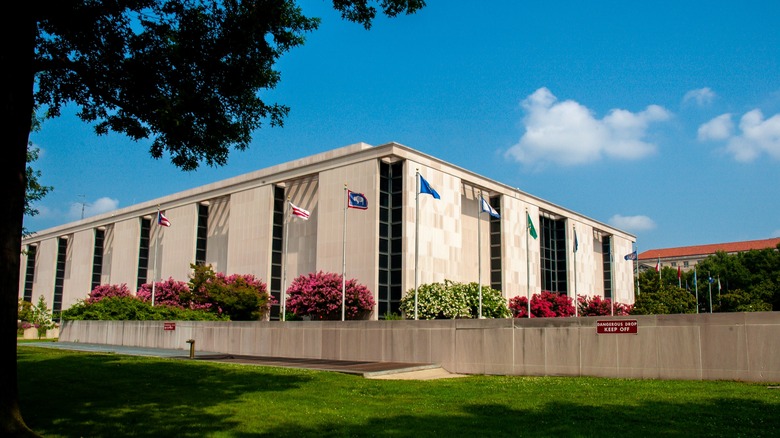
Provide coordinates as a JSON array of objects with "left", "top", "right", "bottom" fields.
[
  {"left": 251, "top": 398, "right": 780, "bottom": 438},
  {"left": 18, "top": 348, "right": 780, "bottom": 438},
  {"left": 18, "top": 347, "right": 311, "bottom": 437}
]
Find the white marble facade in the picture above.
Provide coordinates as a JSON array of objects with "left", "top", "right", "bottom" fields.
[{"left": 19, "top": 142, "right": 637, "bottom": 318}]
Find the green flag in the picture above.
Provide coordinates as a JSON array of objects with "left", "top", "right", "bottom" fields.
[{"left": 527, "top": 212, "right": 538, "bottom": 239}]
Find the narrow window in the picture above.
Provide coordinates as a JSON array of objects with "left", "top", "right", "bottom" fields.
[
  {"left": 23, "top": 245, "right": 37, "bottom": 303},
  {"left": 137, "top": 217, "right": 151, "bottom": 289},
  {"left": 195, "top": 204, "right": 209, "bottom": 265},
  {"left": 91, "top": 228, "right": 105, "bottom": 292},
  {"left": 489, "top": 195, "right": 502, "bottom": 291},
  {"left": 601, "top": 235, "right": 612, "bottom": 300},
  {"left": 378, "top": 161, "right": 403, "bottom": 318},
  {"left": 540, "top": 216, "right": 567, "bottom": 293},
  {"left": 53, "top": 237, "right": 68, "bottom": 317},
  {"left": 270, "top": 186, "right": 285, "bottom": 319}
]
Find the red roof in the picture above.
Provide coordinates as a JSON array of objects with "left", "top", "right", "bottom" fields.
[{"left": 638, "top": 238, "right": 780, "bottom": 260}]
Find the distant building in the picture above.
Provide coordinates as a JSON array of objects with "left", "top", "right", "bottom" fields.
[
  {"left": 19, "top": 142, "right": 637, "bottom": 319},
  {"left": 638, "top": 237, "right": 780, "bottom": 272}
]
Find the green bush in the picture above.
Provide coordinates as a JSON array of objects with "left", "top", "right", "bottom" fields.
[
  {"left": 189, "top": 264, "right": 274, "bottom": 320},
  {"left": 458, "top": 282, "right": 511, "bottom": 318},
  {"left": 715, "top": 289, "right": 772, "bottom": 312},
  {"left": 61, "top": 297, "right": 227, "bottom": 321},
  {"left": 18, "top": 299, "right": 33, "bottom": 323},
  {"left": 399, "top": 279, "right": 509, "bottom": 319},
  {"left": 630, "top": 284, "right": 697, "bottom": 315},
  {"left": 31, "top": 296, "right": 56, "bottom": 338}
]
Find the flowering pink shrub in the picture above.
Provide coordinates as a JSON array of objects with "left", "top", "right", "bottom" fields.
[
  {"left": 188, "top": 264, "right": 274, "bottom": 320},
  {"left": 86, "top": 283, "right": 132, "bottom": 304},
  {"left": 286, "top": 271, "right": 375, "bottom": 320},
  {"left": 137, "top": 278, "right": 210, "bottom": 310},
  {"left": 577, "top": 295, "right": 633, "bottom": 316},
  {"left": 509, "top": 291, "right": 575, "bottom": 318}
]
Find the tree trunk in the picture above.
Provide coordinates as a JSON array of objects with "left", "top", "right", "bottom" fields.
[{"left": 0, "top": 7, "right": 40, "bottom": 437}]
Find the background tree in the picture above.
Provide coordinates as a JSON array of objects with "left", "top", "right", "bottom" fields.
[
  {"left": 1, "top": 1, "right": 425, "bottom": 434},
  {"left": 23, "top": 113, "right": 53, "bottom": 237},
  {"left": 696, "top": 247, "right": 780, "bottom": 311},
  {"left": 631, "top": 279, "right": 697, "bottom": 315}
]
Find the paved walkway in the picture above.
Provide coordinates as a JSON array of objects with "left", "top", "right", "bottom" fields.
[{"left": 20, "top": 341, "right": 467, "bottom": 380}]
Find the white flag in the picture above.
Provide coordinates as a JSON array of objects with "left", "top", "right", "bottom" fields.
[{"left": 290, "top": 202, "right": 310, "bottom": 220}]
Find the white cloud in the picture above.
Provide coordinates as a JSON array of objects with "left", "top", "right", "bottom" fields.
[
  {"left": 505, "top": 88, "right": 670, "bottom": 167},
  {"left": 697, "top": 113, "right": 733, "bottom": 141},
  {"left": 683, "top": 87, "right": 716, "bottom": 106},
  {"left": 608, "top": 214, "right": 656, "bottom": 232},
  {"left": 698, "top": 109, "right": 780, "bottom": 162},
  {"left": 68, "top": 197, "right": 119, "bottom": 220}
]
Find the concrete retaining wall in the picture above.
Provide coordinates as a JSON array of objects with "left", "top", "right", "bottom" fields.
[{"left": 58, "top": 312, "right": 780, "bottom": 382}]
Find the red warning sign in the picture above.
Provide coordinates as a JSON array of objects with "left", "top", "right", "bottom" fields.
[{"left": 596, "top": 320, "right": 637, "bottom": 334}]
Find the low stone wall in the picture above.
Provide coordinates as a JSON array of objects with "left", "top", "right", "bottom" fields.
[
  {"left": 19, "top": 327, "right": 60, "bottom": 340},
  {"left": 58, "top": 312, "right": 780, "bottom": 382}
]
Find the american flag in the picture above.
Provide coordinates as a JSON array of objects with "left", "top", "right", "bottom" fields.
[{"left": 158, "top": 212, "right": 171, "bottom": 227}]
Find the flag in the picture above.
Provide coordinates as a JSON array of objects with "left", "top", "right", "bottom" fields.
[
  {"left": 290, "top": 202, "right": 310, "bottom": 220},
  {"left": 347, "top": 190, "right": 368, "bottom": 210},
  {"left": 480, "top": 197, "right": 499, "bottom": 218},
  {"left": 526, "top": 212, "right": 538, "bottom": 239},
  {"left": 655, "top": 258, "right": 660, "bottom": 272},
  {"left": 718, "top": 277, "right": 721, "bottom": 291},
  {"left": 677, "top": 266, "right": 682, "bottom": 288},
  {"left": 624, "top": 251, "right": 637, "bottom": 261},
  {"left": 573, "top": 229, "right": 578, "bottom": 253},
  {"left": 158, "top": 212, "right": 171, "bottom": 227},
  {"left": 708, "top": 276, "right": 714, "bottom": 284},
  {"left": 419, "top": 175, "right": 440, "bottom": 199}
]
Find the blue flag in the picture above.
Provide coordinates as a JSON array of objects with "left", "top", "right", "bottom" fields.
[
  {"left": 573, "top": 229, "right": 578, "bottom": 253},
  {"left": 480, "top": 197, "right": 499, "bottom": 218},
  {"left": 347, "top": 190, "right": 368, "bottom": 209},
  {"left": 419, "top": 175, "right": 440, "bottom": 199},
  {"left": 624, "top": 251, "right": 637, "bottom": 261}
]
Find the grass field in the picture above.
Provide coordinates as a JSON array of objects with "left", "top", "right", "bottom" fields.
[{"left": 17, "top": 345, "right": 780, "bottom": 437}]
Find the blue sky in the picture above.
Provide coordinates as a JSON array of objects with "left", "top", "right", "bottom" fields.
[{"left": 27, "top": 0, "right": 780, "bottom": 252}]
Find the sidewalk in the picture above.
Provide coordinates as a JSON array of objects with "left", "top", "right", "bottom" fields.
[{"left": 20, "top": 341, "right": 467, "bottom": 380}]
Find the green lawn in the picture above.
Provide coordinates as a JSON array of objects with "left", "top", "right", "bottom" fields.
[{"left": 18, "top": 345, "right": 780, "bottom": 437}]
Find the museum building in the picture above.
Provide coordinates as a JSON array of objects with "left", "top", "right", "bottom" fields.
[{"left": 19, "top": 142, "right": 637, "bottom": 319}]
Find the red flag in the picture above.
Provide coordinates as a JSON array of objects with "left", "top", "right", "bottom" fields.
[
  {"left": 677, "top": 266, "right": 681, "bottom": 279},
  {"left": 655, "top": 258, "right": 660, "bottom": 272}
]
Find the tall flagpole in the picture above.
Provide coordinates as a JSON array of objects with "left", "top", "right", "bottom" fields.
[
  {"left": 342, "top": 184, "right": 347, "bottom": 321},
  {"left": 678, "top": 267, "right": 682, "bottom": 288},
  {"left": 635, "top": 245, "right": 639, "bottom": 297},
  {"left": 477, "top": 191, "right": 483, "bottom": 319},
  {"left": 152, "top": 206, "right": 160, "bottom": 306},
  {"left": 414, "top": 169, "right": 420, "bottom": 320},
  {"left": 573, "top": 226, "right": 577, "bottom": 318},
  {"left": 609, "top": 247, "right": 614, "bottom": 316},
  {"left": 694, "top": 266, "right": 699, "bottom": 314},
  {"left": 282, "top": 198, "right": 290, "bottom": 322},
  {"left": 525, "top": 209, "right": 531, "bottom": 318}
]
